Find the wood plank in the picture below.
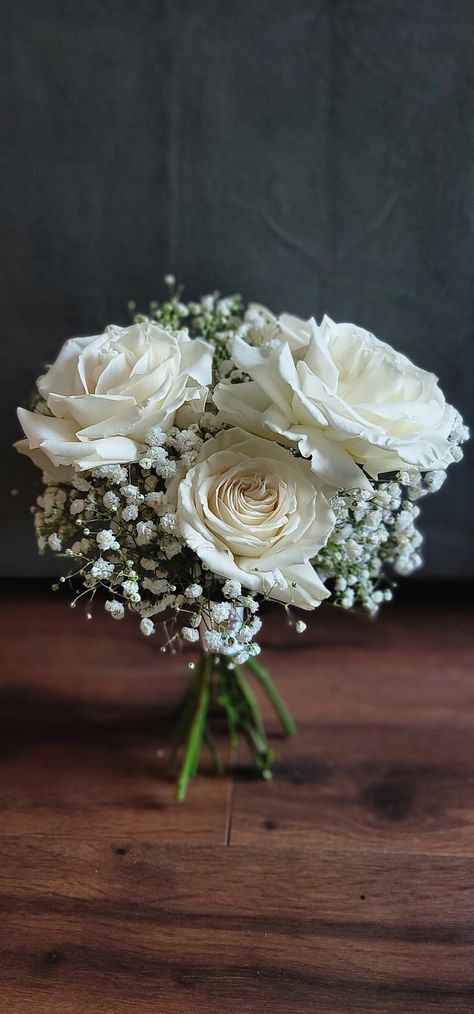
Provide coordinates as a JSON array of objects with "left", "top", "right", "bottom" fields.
[
  {"left": 0, "top": 838, "right": 473, "bottom": 1013},
  {"left": 230, "top": 602, "right": 474, "bottom": 852},
  {"left": 0, "top": 592, "right": 231, "bottom": 841}
]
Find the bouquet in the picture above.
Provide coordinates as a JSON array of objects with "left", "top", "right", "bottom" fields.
[{"left": 15, "top": 278, "right": 468, "bottom": 798}]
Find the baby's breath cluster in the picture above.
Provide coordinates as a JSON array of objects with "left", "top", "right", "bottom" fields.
[
  {"left": 316, "top": 475, "right": 418, "bottom": 615},
  {"left": 134, "top": 280, "right": 246, "bottom": 382},
  {"left": 33, "top": 416, "right": 264, "bottom": 659}
]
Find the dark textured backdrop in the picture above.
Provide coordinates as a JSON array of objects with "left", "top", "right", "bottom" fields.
[{"left": 1, "top": 0, "right": 472, "bottom": 576}]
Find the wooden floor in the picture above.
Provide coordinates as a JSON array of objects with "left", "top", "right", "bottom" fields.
[{"left": 1, "top": 585, "right": 473, "bottom": 1012}]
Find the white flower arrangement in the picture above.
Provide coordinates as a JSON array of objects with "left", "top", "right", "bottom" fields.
[{"left": 15, "top": 278, "right": 468, "bottom": 798}]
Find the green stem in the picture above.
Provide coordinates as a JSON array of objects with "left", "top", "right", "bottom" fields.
[
  {"left": 204, "top": 727, "right": 225, "bottom": 776},
  {"left": 171, "top": 667, "right": 200, "bottom": 721},
  {"left": 176, "top": 655, "right": 211, "bottom": 801},
  {"left": 240, "top": 721, "right": 274, "bottom": 779},
  {"left": 233, "top": 665, "right": 266, "bottom": 737},
  {"left": 167, "top": 671, "right": 201, "bottom": 772},
  {"left": 219, "top": 660, "right": 274, "bottom": 776},
  {"left": 169, "top": 652, "right": 296, "bottom": 798},
  {"left": 246, "top": 657, "right": 297, "bottom": 737},
  {"left": 215, "top": 657, "right": 240, "bottom": 747}
]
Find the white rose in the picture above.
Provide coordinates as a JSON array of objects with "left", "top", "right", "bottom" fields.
[
  {"left": 175, "top": 427, "right": 335, "bottom": 609},
  {"left": 16, "top": 321, "right": 212, "bottom": 472},
  {"left": 214, "top": 312, "right": 458, "bottom": 482}
]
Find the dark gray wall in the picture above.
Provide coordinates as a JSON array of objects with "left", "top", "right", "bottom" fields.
[{"left": 1, "top": 0, "right": 472, "bottom": 576}]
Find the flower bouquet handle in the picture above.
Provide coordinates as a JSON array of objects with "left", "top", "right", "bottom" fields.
[{"left": 171, "top": 651, "right": 296, "bottom": 801}]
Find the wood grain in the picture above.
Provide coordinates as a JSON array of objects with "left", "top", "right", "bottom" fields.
[
  {"left": 230, "top": 600, "right": 474, "bottom": 853},
  {"left": 0, "top": 585, "right": 473, "bottom": 1011},
  {"left": 1, "top": 838, "right": 474, "bottom": 1013},
  {"left": 0, "top": 590, "right": 231, "bottom": 841}
]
